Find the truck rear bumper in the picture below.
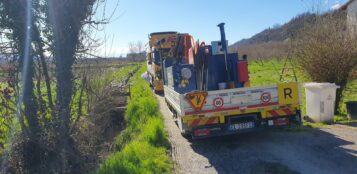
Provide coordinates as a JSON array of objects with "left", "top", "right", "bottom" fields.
[{"left": 190, "top": 112, "right": 301, "bottom": 139}]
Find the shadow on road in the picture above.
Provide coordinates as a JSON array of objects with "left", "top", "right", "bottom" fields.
[
  {"left": 189, "top": 128, "right": 357, "bottom": 174},
  {"left": 337, "top": 121, "right": 357, "bottom": 127}
]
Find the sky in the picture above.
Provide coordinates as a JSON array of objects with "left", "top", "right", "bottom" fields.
[{"left": 95, "top": 0, "right": 348, "bottom": 57}]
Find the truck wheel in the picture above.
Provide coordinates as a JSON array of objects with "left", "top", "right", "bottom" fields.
[
  {"left": 181, "top": 131, "right": 192, "bottom": 140},
  {"left": 150, "top": 77, "right": 154, "bottom": 88},
  {"left": 288, "top": 112, "right": 302, "bottom": 129},
  {"left": 172, "top": 109, "right": 177, "bottom": 119},
  {"left": 292, "top": 111, "right": 302, "bottom": 126},
  {"left": 177, "top": 118, "right": 192, "bottom": 139},
  {"left": 177, "top": 117, "right": 183, "bottom": 132}
]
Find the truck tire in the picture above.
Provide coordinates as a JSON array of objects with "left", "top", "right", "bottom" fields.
[
  {"left": 290, "top": 111, "right": 302, "bottom": 126},
  {"left": 181, "top": 131, "right": 192, "bottom": 140},
  {"left": 177, "top": 117, "right": 191, "bottom": 139},
  {"left": 287, "top": 111, "right": 302, "bottom": 130},
  {"left": 177, "top": 117, "right": 183, "bottom": 132},
  {"left": 295, "top": 111, "right": 302, "bottom": 126},
  {"left": 150, "top": 76, "right": 154, "bottom": 88}
]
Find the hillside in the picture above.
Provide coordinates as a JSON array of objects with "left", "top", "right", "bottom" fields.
[
  {"left": 230, "top": 13, "right": 317, "bottom": 49},
  {"left": 230, "top": 9, "right": 348, "bottom": 60}
]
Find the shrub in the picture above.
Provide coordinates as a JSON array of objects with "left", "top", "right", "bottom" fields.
[{"left": 294, "top": 11, "right": 357, "bottom": 113}]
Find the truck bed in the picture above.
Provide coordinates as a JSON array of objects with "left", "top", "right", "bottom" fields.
[{"left": 164, "top": 83, "right": 300, "bottom": 117}]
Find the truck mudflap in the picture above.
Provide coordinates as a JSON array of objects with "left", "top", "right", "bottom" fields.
[{"left": 191, "top": 111, "right": 302, "bottom": 139}]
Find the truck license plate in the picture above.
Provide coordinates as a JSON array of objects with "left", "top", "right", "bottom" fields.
[{"left": 230, "top": 122, "right": 255, "bottom": 131}]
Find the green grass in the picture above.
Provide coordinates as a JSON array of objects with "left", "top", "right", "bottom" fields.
[
  {"left": 249, "top": 59, "right": 285, "bottom": 86},
  {"left": 338, "top": 75, "right": 357, "bottom": 117},
  {"left": 248, "top": 59, "right": 308, "bottom": 116},
  {"left": 98, "top": 64, "right": 172, "bottom": 174},
  {"left": 248, "top": 59, "right": 357, "bottom": 126},
  {"left": 99, "top": 141, "right": 171, "bottom": 174}
]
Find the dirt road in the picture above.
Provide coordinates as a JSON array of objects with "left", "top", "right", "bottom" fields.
[{"left": 157, "top": 95, "right": 357, "bottom": 174}]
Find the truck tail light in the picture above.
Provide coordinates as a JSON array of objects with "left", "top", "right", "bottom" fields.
[
  {"left": 273, "top": 118, "right": 289, "bottom": 126},
  {"left": 194, "top": 129, "right": 210, "bottom": 137}
]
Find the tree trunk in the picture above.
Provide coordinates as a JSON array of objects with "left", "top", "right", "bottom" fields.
[
  {"left": 71, "top": 77, "right": 86, "bottom": 133},
  {"left": 35, "top": 59, "right": 46, "bottom": 118},
  {"left": 48, "top": 1, "right": 86, "bottom": 172},
  {"left": 33, "top": 24, "right": 55, "bottom": 115}
]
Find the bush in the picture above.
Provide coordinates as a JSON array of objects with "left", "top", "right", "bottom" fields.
[{"left": 294, "top": 11, "right": 357, "bottom": 113}]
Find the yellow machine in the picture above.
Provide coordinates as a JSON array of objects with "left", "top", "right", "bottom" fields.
[{"left": 147, "top": 32, "right": 178, "bottom": 93}]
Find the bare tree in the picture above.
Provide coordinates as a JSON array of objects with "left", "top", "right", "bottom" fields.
[
  {"left": 294, "top": 11, "right": 357, "bottom": 113},
  {"left": 0, "top": 0, "right": 120, "bottom": 173},
  {"left": 136, "top": 40, "right": 145, "bottom": 53},
  {"left": 128, "top": 40, "right": 145, "bottom": 54},
  {"left": 128, "top": 41, "right": 136, "bottom": 54},
  {"left": 128, "top": 40, "right": 145, "bottom": 62}
]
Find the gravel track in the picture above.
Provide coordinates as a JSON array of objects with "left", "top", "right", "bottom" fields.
[{"left": 157, "top": 95, "right": 357, "bottom": 174}]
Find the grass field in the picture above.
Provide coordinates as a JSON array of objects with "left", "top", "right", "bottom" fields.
[
  {"left": 248, "top": 59, "right": 357, "bottom": 120},
  {"left": 248, "top": 59, "right": 286, "bottom": 86}
]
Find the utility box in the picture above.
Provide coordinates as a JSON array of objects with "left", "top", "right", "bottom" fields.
[
  {"left": 211, "top": 40, "right": 228, "bottom": 55},
  {"left": 304, "top": 83, "right": 340, "bottom": 123}
]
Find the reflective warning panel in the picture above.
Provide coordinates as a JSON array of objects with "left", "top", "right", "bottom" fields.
[
  {"left": 185, "top": 91, "right": 208, "bottom": 111},
  {"left": 278, "top": 82, "right": 299, "bottom": 105}
]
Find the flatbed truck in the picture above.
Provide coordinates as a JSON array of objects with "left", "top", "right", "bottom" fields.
[
  {"left": 165, "top": 83, "right": 301, "bottom": 139},
  {"left": 147, "top": 23, "right": 302, "bottom": 139}
]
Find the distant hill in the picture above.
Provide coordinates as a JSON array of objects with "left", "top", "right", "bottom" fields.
[
  {"left": 230, "top": 13, "right": 317, "bottom": 50},
  {"left": 229, "top": 9, "right": 348, "bottom": 60}
]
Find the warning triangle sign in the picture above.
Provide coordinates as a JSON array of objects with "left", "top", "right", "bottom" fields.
[{"left": 185, "top": 91, "right": 208, "bottom": 111}]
